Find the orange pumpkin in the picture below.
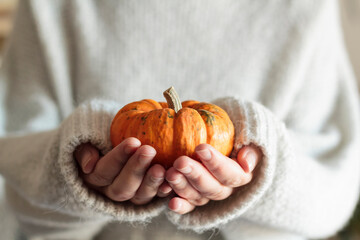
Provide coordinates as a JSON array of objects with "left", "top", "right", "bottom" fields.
[{"left": 110, "top": 87, "right": 234, "bottom": 169}]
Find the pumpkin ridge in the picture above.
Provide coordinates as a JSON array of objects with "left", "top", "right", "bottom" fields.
[
  {"left": 159, "top": 102, "right": 168, "bottom": 108},
  {"left": 192, "top": 103, "right": 233, "bottom": 129},
  {"left": 148, "top": 108, "right": 175, "bottom": 168},
  {"left": 197, "top": 109, "right": 216, "bottom": 126},
  {"left": 126, "top": 112, "right": 146, "bottom": 139},
  {"left": 173, "top": 108, "right": 207, "bottom": 158},
  {"left": 119, "top": 100, "right": 161, "bottom": 114},
  {"left": 110, "top": 110, "right": 140, "bottom": 145},
  {"left": 181, "top": 100, "right": 200, "bottom": 109},
  {"left": 142, "top": 99, "right": 163, "bottom": 109}
]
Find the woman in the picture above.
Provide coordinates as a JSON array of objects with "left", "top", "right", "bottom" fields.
[{"left": 0, "top": 0, "right": 359, "bottom": 239}]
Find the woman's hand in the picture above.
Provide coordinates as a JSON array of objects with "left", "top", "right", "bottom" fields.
[
  {"left": 74, "top": 137, "right": 172, "bottom": 205},
  {"left": 166, "top": 144, "right": 262, "bottom": 214}
]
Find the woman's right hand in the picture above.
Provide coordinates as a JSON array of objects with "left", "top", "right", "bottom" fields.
[{"left": 74, "top": 137, "right": 172, "bottom": 204}]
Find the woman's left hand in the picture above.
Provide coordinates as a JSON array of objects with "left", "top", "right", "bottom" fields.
[{"left": 165, "top": 144, "right": 262, "bottom": 214}]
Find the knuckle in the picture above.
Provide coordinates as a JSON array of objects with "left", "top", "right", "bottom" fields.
[
  {"left": 108, "top": 188, "right": 134, "bottom": 202},
  {"left": 132, "top": 167, "right": 146, "bottom": 179},
  {"left": 222, "top": 175, "right": 242, "bottom": 187},
  {"left": 131, "top": 196, "right": 152, "bottom": 205},
  {"left": 135, "top": 154, "right": 149, "bottom": 168},
  {"left": 89, "top": 173, "right": 113, "bottom": 186},
  {"left": 192, "top": 198, "right": 209, "bottom": 206},
  {"left": 208, "top": 188, "right": 226, "bottom": 200},
  {"left": 176, "top": 188, "right": 201, "bottom": 201},
  {"left": 171, "top": 179, "right": 186, "bottom": 190},
  {"left": 146, "top": 176, "right": 163, "bottom": 187},
  {"left": 172, "top": 183, "right": 185, "bottom": 191},
  {"left": 189, "top": 172, "right": 203, "bottom": 186},
  {"left": 208, "top": 161, "right": 223, "bottom": 175},
  {"left": 167, "top": 172, "right": 186, "bottom": 189}
]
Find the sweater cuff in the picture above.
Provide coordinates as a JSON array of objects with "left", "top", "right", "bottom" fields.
[
  {"left": 166, "top": 97, "right": 279, "bottom": 232},
  {"left": 58, "top": 99, "right": 167, "bottom": 222}
]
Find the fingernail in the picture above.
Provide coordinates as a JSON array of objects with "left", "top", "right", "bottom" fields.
[
  {"left": 150, "top": 176, "right": 163, "bottom": 183},
  {"left": 139, "top": 149, "right": 156, "bottom": 162},
  {"left": 125, "top": 144, "right": 139, "bottom": 155},
  {"left": 177, "top": 166, "right": 192, "bottom": 174},
  {"left": 246, "top": 151, "right": 257, "bottom": 173},
  {"left": 139, "top": 154, "right": 153, "bottom": 162},
  {"left": 196, "top": 149, "right": 211, "bottom": 161},
  {"left": 83, "top": 150, "right": 94, "bottom": 174}
]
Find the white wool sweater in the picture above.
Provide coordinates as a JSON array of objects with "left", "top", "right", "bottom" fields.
[{"left": 0, "top": 0, "right": 359, "bottom": 240}]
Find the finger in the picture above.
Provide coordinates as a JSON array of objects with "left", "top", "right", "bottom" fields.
[
  {"left": 74, "top": 143, "right": 100, "bottom": 174},
  {"left": 237, "top": 144, "right": 262, "bottom": 173},
  {"left": 157, "top": 182, "right": 172, "bottom": 197},
  {"left": 131, "top": 164, "right": 166, "bottom": 205},
  {"left": 166, "top": 167, "right": 208, "bottom": 206},
  {"left": 174, "top": 156, "right": 233, "bottom": 200},
  {"left": 83, "top": 137, "right": 141, "bottom": 187},
  {"left": 104, "top": 145, "right": 156, "bottom": 202},
  {"left": 168, "top": 197, "right": 196, "bottom": 214},
  {"left": 195, "top": 144, "right": 251, "bottom": 187}
]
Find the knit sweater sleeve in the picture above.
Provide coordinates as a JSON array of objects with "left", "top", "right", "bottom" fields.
[
  {"left": 165, "top": 56, "right": 360, "bottom": 239},
  {"left": 0, "top": 100, "right": 167, "bottom": 230},
  {"left": 0, "top": 2, "right": 166, "bottom": 239},
  {"left": 0, "top": 88, "right": 168, "bottom": 239}
]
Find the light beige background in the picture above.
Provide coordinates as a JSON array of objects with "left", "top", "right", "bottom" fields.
[{"left": 340, "top": 0, "right": 360, "bottom": 85}]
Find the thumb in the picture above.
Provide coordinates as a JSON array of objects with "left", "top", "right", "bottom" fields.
[
  {"left": 74, "top": 143, "right": 100, "bottom": 174},
  {"left": 236, "top": 144, "right": 262, "bottom": 173}
]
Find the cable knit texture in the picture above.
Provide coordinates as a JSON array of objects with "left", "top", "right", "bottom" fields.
[{"left": 0, "top": 0, "right": 359, "bottom": 240}]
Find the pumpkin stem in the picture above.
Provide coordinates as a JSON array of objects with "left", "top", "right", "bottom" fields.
[{"left": 163, "top": 86, "right": 182, "bottom": 113}]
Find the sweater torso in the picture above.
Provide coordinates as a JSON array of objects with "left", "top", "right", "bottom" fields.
[
  {"left": 31, "top": 0, "right": 338, "bottom": 132},
  {"left": 0, "top": 0, "right": 352, "bottom": 239}
]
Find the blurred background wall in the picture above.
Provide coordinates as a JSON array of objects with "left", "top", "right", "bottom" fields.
[
  {"left": 340, "top": 0, "right": 360, "bottom": 86},
  {"left": 0, "top": 0, "right": 16, "bottom": 53}
]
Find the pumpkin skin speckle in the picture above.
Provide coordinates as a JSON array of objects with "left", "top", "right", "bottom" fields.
[{"left": 110, "top": 90, "right": 234, "bottom": 169}]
